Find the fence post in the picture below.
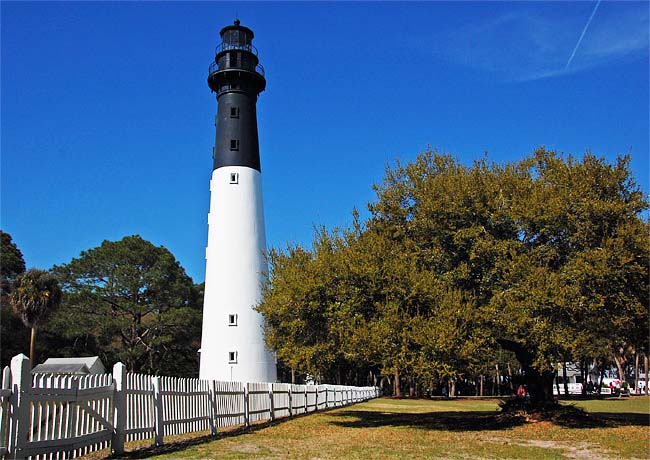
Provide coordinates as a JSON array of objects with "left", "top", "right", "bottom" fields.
[
  {"left": 288, "top": 385, "right": 292, "bottom": 417},
  {"left": 268, "top": 383, "right": 274, "bottom": 421},
  {"left": 65, "top": 377, "right": 80, "bottom": 459},
  {"left": 314, "top": 385, "right": 318, "bottom": 412},
  {"left": 208, "top": 380, "right": 217, "bottom": 436},
  {"left": 112, "top": 362, "right": 126, "bottom": 455},
  {"left": 1, "top": 366, "right": 11, "bottom": 455},
  {"left": 152, "top": 376, "right": 164, "bottom": 446},
  {"left": 244, "top": 384, "right": 250, "bottom": 428},
  {"left": 7, "top": 354, "right": 30, "bottom": 460},
  {"left": 304, "top": 387, "right": 308, "bottom": 413}
]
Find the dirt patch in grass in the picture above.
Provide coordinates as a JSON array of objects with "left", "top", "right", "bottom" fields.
[
  {"left": 523, "top": 440, "right": 609, "bottom": 460},
  {"left": 227, "top": 442, "right": 262, "bottom": 453},
  {"left": 480, "top": 436, "right": 615, "bottom": 460}
]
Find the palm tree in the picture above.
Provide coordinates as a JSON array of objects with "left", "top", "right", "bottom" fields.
[{"left": 9, "top": 269, "right": 62, "bottom": 363}]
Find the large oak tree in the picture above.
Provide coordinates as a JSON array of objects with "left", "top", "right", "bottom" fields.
[{"left": 258, "top": 148, "right": 648, "bottom": 402}]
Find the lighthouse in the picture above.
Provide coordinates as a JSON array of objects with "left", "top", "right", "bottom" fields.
[{"left": 199, "top": 20, "right": 277, "bottom": 383}]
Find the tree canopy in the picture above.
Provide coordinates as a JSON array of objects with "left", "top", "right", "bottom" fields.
[
  {"left": 10, "top": 269, "right": 62, "bottom": 363},
  {"left": 258, "top": 148, "right": 649, "bottom": 400},
  {"left": 51, "top": 235, "right": 202, "bottom": 376},
  {"left": 1, "top": 230, "right": 29, "bottom": 365},
  {"left": 1, "top": 230, "right": 26, "bottom": 289}
]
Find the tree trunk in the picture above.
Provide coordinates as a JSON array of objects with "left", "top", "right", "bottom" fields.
[
  {"left": 597, "top": 361, "right": 605, "bottom": 396},
  {"left": 643, "top": 355, "right": 649, "bottom": 396},
  {"left": 394, "top": 368, "right": 401, "bottom": 397},
  {"left": 291, "top": 368, "right": 295, "bottom": 384},
  {"left": 479, "top": 375, "right": 484, "bottom": 396},
  {"left": 495, "top": 364, "right": 501, "bottom": 396},
  {"left": 30, "top": 326, "right": 37, "bottom": 364},
  {"left": 497, "top": 339, "right": 555, "bottom": 404},
  {"left": 507, "top": 362, "right": 514, "bottom": 393},
  {"left": 598, "top": 359, "right": 605, "bottom": 397},
  {"left": 614, "top": 355, "right": 626, "bottom": 383},
  {"left": 634, "top": 353, "right": 639, "bottom": 395},
  {"left": 555, "top": 373, "right": 561, "bottom": 396},
  {"left": 562, "top": 362, "right": 569, "bottom": 397},
  {"left": 450, "top": 379, "right": 456, "bottom": 397}
]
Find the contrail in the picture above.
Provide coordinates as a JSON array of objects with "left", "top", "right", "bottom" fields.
[{"left": 565, "top": 0, "right": 602, "bottom": 70}]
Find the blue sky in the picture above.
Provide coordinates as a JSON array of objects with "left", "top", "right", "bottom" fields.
[{"left": 2, "top": 1, "right": 648, "bottom": 283}]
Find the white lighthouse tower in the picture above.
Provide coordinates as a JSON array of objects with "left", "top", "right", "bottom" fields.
[{"left": 199, "top": 20, "right": 277, "bottom": 383}]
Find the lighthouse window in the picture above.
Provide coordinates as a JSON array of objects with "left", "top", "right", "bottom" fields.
[
  {"left": 228, "top": 351, "right": 237, "bottom": 363},
  {"left": 229, "top": 173, "right": 239, "bottom": 184},
  {"left": 228, "top": 314, "right": 237, "bottom": 326},
  {"left": 230, "top": 107, "right": 239, "bottom": 118},
  {"left": 230, "top": 139, "right": 239, "bottom": 150}
]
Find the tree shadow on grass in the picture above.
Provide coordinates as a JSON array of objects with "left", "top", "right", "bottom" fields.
[
  {"left": 328, "top": 410, "right": 525, "bottom": 432},
  {"left": 328, "top": 407, "right": 650, "bottom": 431},
  {"left": 572, "top": 412, "right": 649, "bottom": 427},
  {"left": 108, "top": 411, "right": 317, "bottom": 459},
  {"left": 110, "top": 433, "right": 219, "bottom": 459}
]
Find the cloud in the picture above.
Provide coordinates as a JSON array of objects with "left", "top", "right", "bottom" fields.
[{"left": 427, "top": 3, "right": 649, "bottom": 81}]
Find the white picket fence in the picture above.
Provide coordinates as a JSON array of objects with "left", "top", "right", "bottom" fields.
[{"left": 0, "top": 354, "right": 380, "bottom": 459}]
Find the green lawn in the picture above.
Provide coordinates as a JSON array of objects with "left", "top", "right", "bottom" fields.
[{"left": 113, "top": 397, "right": 650, "bottom": 460}]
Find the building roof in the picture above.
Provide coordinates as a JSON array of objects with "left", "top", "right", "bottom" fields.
[
  {"left": 32, "top": 363, "right": 90, "bottom": 375},
  {"left": 41, "top": 356, "right": 106, "bottom": 374}
]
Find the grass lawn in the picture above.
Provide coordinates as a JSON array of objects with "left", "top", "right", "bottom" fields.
[{"left": 112, "top": 396, "right": 650, "bottom": 460}]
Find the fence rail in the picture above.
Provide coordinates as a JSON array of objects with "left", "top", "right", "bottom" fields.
[{"left": 0, "top": 355, "right": 380, "bottom": 459}]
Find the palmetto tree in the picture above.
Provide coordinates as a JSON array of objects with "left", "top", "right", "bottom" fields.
[{"left": 9, "top": 269, "right": 62, "bottom": 363}]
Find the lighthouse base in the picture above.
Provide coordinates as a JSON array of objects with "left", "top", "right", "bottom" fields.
[{"left": 199, "top": 166, "right": 277, "bottom": 383}]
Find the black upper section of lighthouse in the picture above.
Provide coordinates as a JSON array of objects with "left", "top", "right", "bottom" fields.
[{"left": 208, "top": 20, "right": 266, "bottom": 172}]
